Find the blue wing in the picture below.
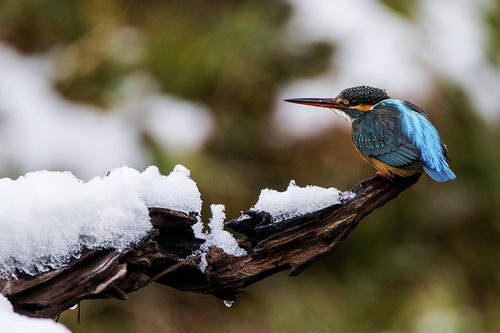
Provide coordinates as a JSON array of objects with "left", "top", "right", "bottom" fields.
[
  {"left": 373, "top": 99, "right": 456, "bottom": 182},
  {"left": 352, "top": 104, "right": 421, "bottom": 170}
]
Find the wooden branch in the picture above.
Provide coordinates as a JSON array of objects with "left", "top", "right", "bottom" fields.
[{"left": 0, "top": 174, "right": 420, "bottom": 318}]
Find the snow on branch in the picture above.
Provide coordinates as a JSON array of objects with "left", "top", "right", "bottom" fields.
[
  {"left": 0, "top": 165, "right": 200, "bottom": 278},
  {"left": 0, "top": 166, "right": 420, "bottom": 319}
]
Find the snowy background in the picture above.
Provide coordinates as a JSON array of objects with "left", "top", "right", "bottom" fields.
[{"left": 0, "top": 0, "right": 499, "bottom": 332}]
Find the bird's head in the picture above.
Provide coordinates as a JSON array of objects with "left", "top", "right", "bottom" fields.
[{"left": 285, "top": 85, "right": 390, "bottom": 119}]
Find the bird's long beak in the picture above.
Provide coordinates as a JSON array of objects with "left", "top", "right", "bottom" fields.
[{"left": 284, "top": 98, "right": 346, "bottom": 110}]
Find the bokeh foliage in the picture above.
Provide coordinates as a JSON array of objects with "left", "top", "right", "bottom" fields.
[{"left": 1, "top": 0, "right": 499, "bottom": 332}]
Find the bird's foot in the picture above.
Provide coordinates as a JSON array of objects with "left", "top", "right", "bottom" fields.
[{"left": 375, "top": 171, "right": 394, "bottom": 181}]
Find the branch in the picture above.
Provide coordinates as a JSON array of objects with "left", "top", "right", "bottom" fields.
[{"left": 0, "top": 174, "right": 420, "bottom": 318}]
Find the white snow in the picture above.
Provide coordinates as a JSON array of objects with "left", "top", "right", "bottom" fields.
[
  {"left": 0, "top": 165, "right": 201, "bottom": 277},
  {"left": 194, "top": 204, "right": 247, "bottom": 271},
  {"left": 0, "top": 295, "right": 70, "bottom": 333},
  {"left": 105, "top": 165, "right": 202, "bottom": 214},
  {"left": 251, "top": 180, "right": 355, "bottom": 222},
  {"left": 275, "top": 0, "right": 500, "bottom": 138},
  {"left": 206, "top": 205, "right": 246, "bottom": 257}
]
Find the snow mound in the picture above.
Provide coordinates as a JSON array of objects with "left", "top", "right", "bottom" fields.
[
  {"left": 251, "top": 180, "right": 355, "bottom": 222},
  {"left": 0, "top": 165, "right": 201, "bottom": 277}
]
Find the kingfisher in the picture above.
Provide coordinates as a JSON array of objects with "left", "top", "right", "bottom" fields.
[{"left": 285, "top": 85, "right": 456, "bottom": 182}]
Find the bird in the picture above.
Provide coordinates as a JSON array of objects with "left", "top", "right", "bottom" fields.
[{"left": 285, "top": 85, "right": 456, "bottom": 182}]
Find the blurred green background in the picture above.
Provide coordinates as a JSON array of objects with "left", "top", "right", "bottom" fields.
[{"left": 1, "top": 0, "right": 499, "bottom": 332}]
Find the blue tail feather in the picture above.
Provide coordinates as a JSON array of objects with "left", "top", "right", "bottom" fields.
[
  {"left": 423, "top": 165, "right": 456, "bottom": 182},
  {"left": 376, "top": 99, "right": 456, "bottom": 183}
]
